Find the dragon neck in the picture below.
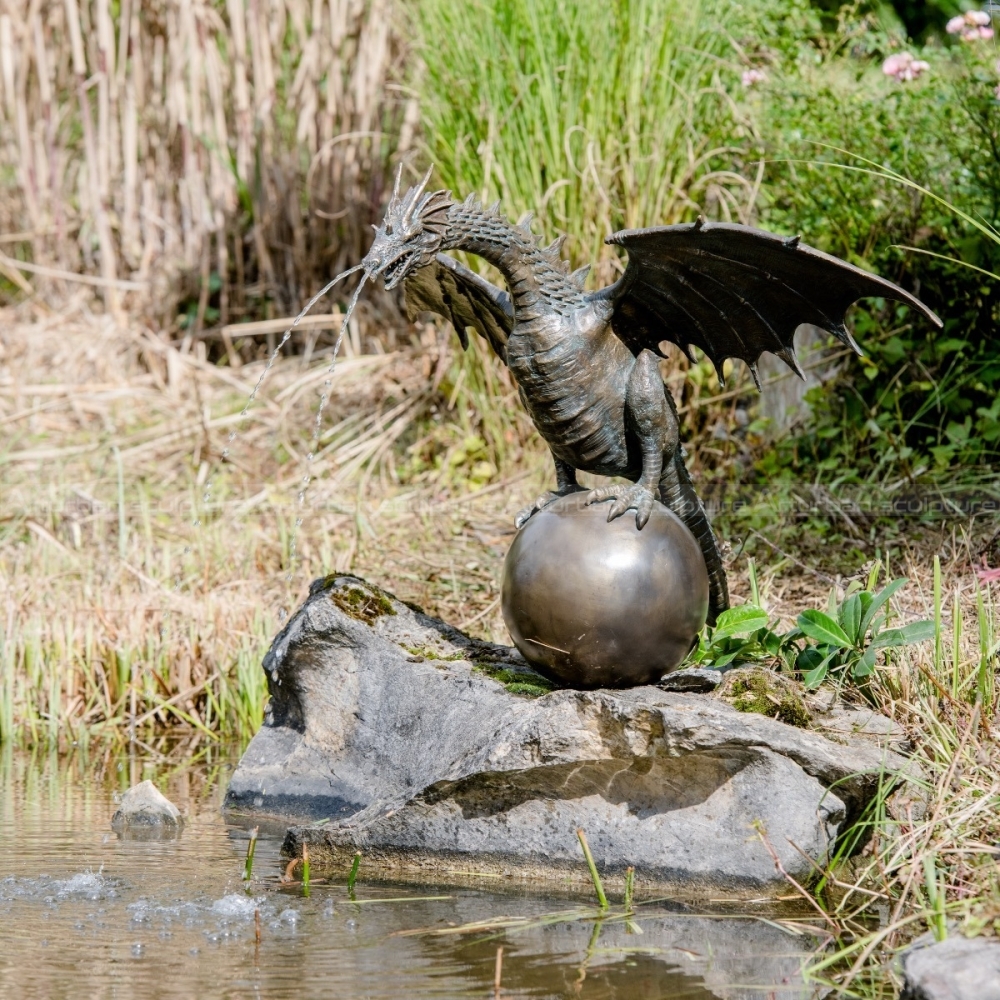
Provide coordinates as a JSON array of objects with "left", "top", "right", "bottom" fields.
[{"left": 442, "top": 198, "right": 587, "bottom": 318}]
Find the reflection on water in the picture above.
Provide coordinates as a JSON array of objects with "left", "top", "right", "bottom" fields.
[{"left": 0, "top": 745, "right": 826, "bottom": 999}]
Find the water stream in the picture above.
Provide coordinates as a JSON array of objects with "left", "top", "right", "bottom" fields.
[{"left": 0, "top": 745, "right": 828, "bottom": 999}]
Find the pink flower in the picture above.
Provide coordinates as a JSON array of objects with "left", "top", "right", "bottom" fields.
[
  {"left": 995, "top": 82, "right": 1000, "bottom": 100},
  {"left": 741, "top": 68, "right": 767, "bottom": 87},
  {"left": 882, "top": 52, "right": 930, "bottom": 82},
  {"left": 947, "top": 10, "right": 994, "bottom": 41}
]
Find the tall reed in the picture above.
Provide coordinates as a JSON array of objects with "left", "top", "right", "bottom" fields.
[
  {"left": 0, "top": 0, "right": 409, "bottom": 327},
  {"left": 413, "top": 0, "right": 757, "bottom": 284}
]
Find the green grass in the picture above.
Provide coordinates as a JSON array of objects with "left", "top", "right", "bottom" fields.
[{"left": 412, "top": 0, "right": 753, "bottom": 279}]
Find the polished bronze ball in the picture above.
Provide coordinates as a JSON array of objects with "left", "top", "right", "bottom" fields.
[{"left": 501, "top": 492, "right": 709, "bottom": 688}]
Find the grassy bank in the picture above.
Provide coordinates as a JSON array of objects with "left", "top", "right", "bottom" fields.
[
  {"left": 414, "top": 0, "right": 759, "bottom": 284},
  {"left": 1, "top": 306, "right": 999, "bottom": 996}
]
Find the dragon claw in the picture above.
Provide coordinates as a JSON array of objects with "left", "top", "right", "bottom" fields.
[
  {"left": 514, "top": 484, "right": 586, "bottom": 529},
  {"left": 585, "top": 484, "right": 656, "bottom": 529}
]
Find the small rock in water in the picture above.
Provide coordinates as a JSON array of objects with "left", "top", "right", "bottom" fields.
[
  {"left": 111, "top": 780, "right": 183, "bottom": 838},
  {"left": 901, "top": 935, "right": 1000, "bottom": 1000}
]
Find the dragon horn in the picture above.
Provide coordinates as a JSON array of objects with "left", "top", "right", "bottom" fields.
[
  {"left": 405, "top": 167, "right": 433, "bottom": 214},
  {"left": 391, "top": 164, "right": 402, "bottom": 206},
  {"left": 415, "top": 166, "right": 433, "bottom": 199}
]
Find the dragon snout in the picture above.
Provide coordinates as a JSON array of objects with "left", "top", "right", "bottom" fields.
[{"left": 361, "top": 243, "right": 409, "bottom": 288}]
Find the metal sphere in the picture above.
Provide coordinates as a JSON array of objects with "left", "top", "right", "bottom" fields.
[{"left": 501, "top": 493, "right": 709, "bottom": 689}]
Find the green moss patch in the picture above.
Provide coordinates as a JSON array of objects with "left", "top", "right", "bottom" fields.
[
  {"left": 330, "top": 584, "right": 397, "bottom": 625},
  {"left": 401, "top": 645, "right": 466, "bottom": 662},
  {"left": 717, "top": 667, "right": 811, "bottom": 728},
  {"left": 473, "top": 663, "right": 557, "bottom": 699}
]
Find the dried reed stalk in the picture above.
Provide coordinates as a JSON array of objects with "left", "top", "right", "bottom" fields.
[{"left": 0, "top": 0, "right": 406, "bottom": 330}]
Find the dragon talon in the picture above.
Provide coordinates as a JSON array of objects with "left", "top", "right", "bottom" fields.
[
  {"left": 586, "top": 484, "right": 656, "bottom": 528},
  {"left": 516, "top": 484, "right": 586, "bottom": 529}
]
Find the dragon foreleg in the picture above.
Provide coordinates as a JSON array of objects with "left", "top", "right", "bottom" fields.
[
  {"left": 514, "top": 456, "right": 586, "bottom": 529},
  {"left": 585, "top": 349, "right": 669, "bottom": 529}
]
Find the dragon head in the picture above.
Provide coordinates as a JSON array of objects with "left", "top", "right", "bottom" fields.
[{"left": 362, "top": 167, "right": 453, "bottom": 289}]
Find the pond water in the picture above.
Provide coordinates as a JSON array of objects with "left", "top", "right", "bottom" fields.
[{"left": 0, "top": 745, "right": 830, "bottom": 999}]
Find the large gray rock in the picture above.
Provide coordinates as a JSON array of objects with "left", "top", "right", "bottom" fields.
[
  {"left": 901, "top": 935, "right": 1000, "bottom": 1000},
  {"left": 226, "top": 575, "right": 917, "bottom": 896}
]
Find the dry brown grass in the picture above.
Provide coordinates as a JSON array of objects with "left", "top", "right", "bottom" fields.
[{"left": 0, "top": 298, "right": 553, "bottom": 745}]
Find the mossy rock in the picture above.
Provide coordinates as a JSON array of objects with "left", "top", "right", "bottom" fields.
[
  {"left": 329, "top": 583, "right": 397, "bottom": 625},
  {"left": 716, "top": 667, "right": 811, "bottom": 728}
]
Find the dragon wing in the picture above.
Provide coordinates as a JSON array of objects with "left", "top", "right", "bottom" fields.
[
  {"left": 404, "top": 253, "right": 513, "bottom": 365},
  {"left": 594, "top": 220, "right": 942, "bottom": 387}
]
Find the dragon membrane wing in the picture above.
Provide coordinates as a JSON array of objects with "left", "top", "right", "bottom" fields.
[
  {"left": 599, "top": 221, "right": 941, "bottom": 386},
  {"left": 404, "top": 253, "right": 513, "bottom": 365}
]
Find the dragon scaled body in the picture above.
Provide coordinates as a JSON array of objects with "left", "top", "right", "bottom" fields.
[{"left": 361, "top": 170, "right": 941, "bottom": 623}]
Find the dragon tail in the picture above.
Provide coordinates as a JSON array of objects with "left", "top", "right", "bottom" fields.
[{"left": 658, "top": 451, "right": 729, "bottom": 625}]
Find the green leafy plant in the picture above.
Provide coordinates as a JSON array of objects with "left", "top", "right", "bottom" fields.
[
  {"left": 751, "top": 7, "right": 1000, "bottom": 481},
  {"left": 792, "top": 569, "right": 935, "bottom": 689},
  {"left": 689, "top": 561, "right": 934, "bottom": 690},
  {"left": 687, "top": 603, "right": 795, "bottom": 669},
  {"left": 687, "top": 560, "right": 801, "bottom": 669}
]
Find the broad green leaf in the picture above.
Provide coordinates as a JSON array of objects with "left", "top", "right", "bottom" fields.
[
  {"left": 711, "top": 650, "right": 740, "bottom": 667},
  {"left": 853, "top": 646, "right": 877, "bottom": 678},
  {"left": 797, "top": 610, "right": 852, "bottom": 648},
  {"left": 859, "top": 578, "right": 909, "bottom": 640},
  {"left": 858, "top": 591, "right": 874, "bottom": 618},
  {"left": 712, "top": 605, "right": 769, "bottom": 641},
  {"left": 839, "top": 593, "right": 863, "bottom": 645},
  {"left": 764, "top": 630, "right": 785, "bottom": 656},
  {"left": 796, "top": 646, "right": 826, "bottom": 673},
  {"left": 871, "top": 620, "right": 936, "bottom": 649},
  {"left": 803, "top": 662, "right": 829, "bottom": 689},
  {"left": 802, "top": 650, "right": 837, "bottom": 690}
]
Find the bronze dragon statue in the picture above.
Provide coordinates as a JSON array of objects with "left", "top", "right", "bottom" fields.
[{"left": 358, "top": 170, "right": 941, "bottom": 623}]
